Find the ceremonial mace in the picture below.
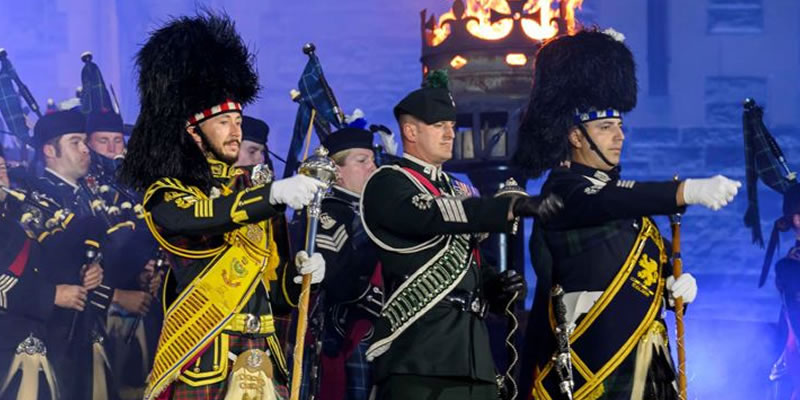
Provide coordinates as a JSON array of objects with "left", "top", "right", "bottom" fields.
[
  {"left": 290, "top": 147, "right": 337, "bottom": 400},
  {"left": 669, "top": 198, "right": 688, "bottom": 400}
]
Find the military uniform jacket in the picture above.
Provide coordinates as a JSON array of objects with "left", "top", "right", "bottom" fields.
[
  {"left": 317, "top": 185, "right": 382, "bottom": 317},
  {"left": 538, "top": 163, "right": 682, "bottom": 291},
  {"left": 32, "top": 169, "right": 123, "bottom": 324},
  {"left": 527, "top": 162, "right": 683, "bottom": 399},
  {"left": 361, "top": 154, "right": 512, "bottom": 383},
  {"left": 34, "top": 169, "right": 93, "bottom": 217},
  {"left": 32, "top": 168, "right": 116, "bottom": 335},
  {"left": 25, "top": 209, "right": 115, "bottom": 364},
  {"left": 0, "top": 218, "right": 56, "bottom": 354},
  {"left": 143, "top": 159, "right": 299, "bottom": 389}
]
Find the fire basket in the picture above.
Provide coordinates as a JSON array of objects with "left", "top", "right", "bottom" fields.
[{"left": 421, "top": 0, "right": 583, "bottom": 192}]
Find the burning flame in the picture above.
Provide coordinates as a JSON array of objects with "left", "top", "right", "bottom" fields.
[
  {"left": 450, "top": 55, "right": 469, "bottom": 69},
  {"left": 429, "top": 0, "right": 583, "bottom": 46},
  {"left": 505, "top": 53, "right": 527, "bottom": 66},
  {"left": 464, "top": 0, "right": 514, "bottom": 41}
]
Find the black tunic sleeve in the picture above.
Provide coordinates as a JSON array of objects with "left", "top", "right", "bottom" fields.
[
  {"left": 362, "top": 167, "right": 512, "bottom": 238},
  {"left": 146, "top": 178, "right": 284, "bottom": 237},
  {"left": 543, "top": 168, "right": 684, "bottom": 230}
]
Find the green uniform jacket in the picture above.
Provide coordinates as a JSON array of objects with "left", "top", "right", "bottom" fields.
[{"left": 361, "top": 154, "right": 512, "bottom": 384}]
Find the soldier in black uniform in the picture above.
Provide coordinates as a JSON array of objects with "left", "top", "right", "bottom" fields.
[
  {"left": 513, "top": 29, "right": 740, "bottom": 400},
  {"left": 28, "top": 110, "right": 120, "bottom": 400},
  {"left": 32, "top": 109, "right": 94, "bottom": 217},
  {"left": 360, "top": 76, "right": 561, "bottom": 400},
  {"left": 118, "top": 14, "right": 327, "bottom": 400},
  {"left": 0, "top": 144, "right": 107, "bottom": 400},
  {"left": 295, "top": 127, "right": 383, "bottom": 400},
  {"left": 0, "top": 213, "right": 91, "bottom": 400}
]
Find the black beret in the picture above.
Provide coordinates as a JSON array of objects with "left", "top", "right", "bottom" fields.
[
  {"left": 33, "top": 109, "right": 86, "bottom": 149},
  {"left": 393, "top": 87, "right": 457, "bottom": 125},
  {"left": 87, "top": 111, "right": 123, "bottom": 134},
  {"left": 242, "top": 115, "right": 269, "bottom": 145},
  {"left": 322, "top": 127, "right": 373, "bottom": 156}
]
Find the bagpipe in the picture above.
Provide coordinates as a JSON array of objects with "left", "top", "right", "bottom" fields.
[
  {"left": 283, "top": 43, "right": 346, "bottom": 179},
  {"left": 80, "top": 52, "right": 117, "bottom": 115},
  {"left": 282, "top": 43, "right": 345, "bottom": 400},
  {"left": 0, "top": 48, "right": 42, "bottom": 166},
  {"left": 0, "top": 185, "right": 102, "bottom": 344},
  {"left": 283, "top": 43, "right": 399, "bottom": 178},
  {"left": 125, "top": 247, "right": 167, "bottom": 345},
  {"left": 741, "top": 98, "right": 799, "bottom": 287},
  {"left": 282, "top": 44, "right": 402, "bottom": 400},
  {"left": 78, "top": 50, "right": 143, "bottom": 223},
  {"left": 1, "top": 186, "right": 71, "bottom": 238},
  {"left": 75, "top": 51, "right": 165, "bottom": 343}
]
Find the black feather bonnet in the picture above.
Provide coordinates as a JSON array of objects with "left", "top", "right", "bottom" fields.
[
  {"left": 119, "top": 12, "right": 260, "bottom": 193},
  {"left": 514, "top": 28, "right": 637, "bottom": 178}
]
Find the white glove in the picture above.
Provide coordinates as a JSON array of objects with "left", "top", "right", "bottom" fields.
[
  {"left": 269, "top": 175, "right": 326, "bottom": 210},
  {"left": 683, "top": 175, "right": 741, "bottom": 211},
  {"left": 294, "top": 250, "right": 325, "bottom": 284},
  {"left": 666, "top": 273, "right": 697, "bottom": 306}
]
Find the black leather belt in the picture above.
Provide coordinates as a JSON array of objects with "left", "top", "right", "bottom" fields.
[{"left": 441, "top": 290, "right": 488, "bottom": 319}]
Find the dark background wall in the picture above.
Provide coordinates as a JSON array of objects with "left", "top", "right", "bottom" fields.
[{"left": 1, "top": 0, "right": 797, "bottom": 398}]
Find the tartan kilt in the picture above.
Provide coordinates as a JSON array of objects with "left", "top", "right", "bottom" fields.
[{"left": 169, "top": 334, "right": 289, "bottom": 400}]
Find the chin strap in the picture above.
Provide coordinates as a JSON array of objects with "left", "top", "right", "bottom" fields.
[{"left": 576, "top": 124, "right": 616, "bottom": 168}]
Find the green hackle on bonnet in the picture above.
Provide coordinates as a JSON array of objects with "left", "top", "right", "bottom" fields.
[{"left": 422, "top": 69, "right": 449, "bottom": 89}]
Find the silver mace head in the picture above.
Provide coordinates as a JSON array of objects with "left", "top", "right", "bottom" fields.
[
  {"left": 298, "top": 146, "right": 338, "bottom": 188},
  {"left": 494, "top": 177, "right": 528, "bottom": 198}
]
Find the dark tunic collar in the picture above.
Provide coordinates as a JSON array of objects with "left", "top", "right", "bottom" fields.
[
  {"left": 331, "top": 185, "right": 360, "bottom": 203},
  {"left": 569, "top": 162, "right": 621, "bottom": 182},
  {"left": 207, "top": 158, "right": 240, "bottom": 180},
  {"left": 399, "top": 153, "right": 444, "bottom": 182},
  {"left": 42, "top": 168, "right": 79, "bottom": 191}
]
